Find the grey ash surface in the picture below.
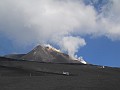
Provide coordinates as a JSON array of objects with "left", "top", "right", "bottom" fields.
[{"left": 0, "top": 57, "right": 120, "bottom": 90}]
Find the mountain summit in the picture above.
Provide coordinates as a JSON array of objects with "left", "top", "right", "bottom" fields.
[{"left": 21, "top": 45, "right": 87, "bottom": 64}]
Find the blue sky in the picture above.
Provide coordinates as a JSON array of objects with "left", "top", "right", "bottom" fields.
[
  {"left": 78, "top": 36, "right": 120, "bottom": 67},
  {"left": 0, "top": 35, "right": 120, "bottom": 67},
  {"left": 0, "top": 0, "right": 120, "bottom": 67}
]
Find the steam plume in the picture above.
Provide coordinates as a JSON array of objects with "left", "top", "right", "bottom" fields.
[{"left": 60, "top": 36, "right": 86, "bottom": 59}]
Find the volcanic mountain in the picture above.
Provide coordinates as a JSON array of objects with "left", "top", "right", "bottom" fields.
[
  {"left": 0, "top": 45, "right": 120, "bottom": 90},
  {"left": 20, "top": 45, "right": 87, "bottom": 64}
]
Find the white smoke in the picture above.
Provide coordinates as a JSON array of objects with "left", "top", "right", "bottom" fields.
[
  {"left": 59, "top": 36, "right": 86, "bottom": 59},
  {"left": 0, "top": 0, "right": 120, "bottom": 58}
]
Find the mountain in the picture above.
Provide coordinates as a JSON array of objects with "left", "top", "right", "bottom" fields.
[
  {"left": 0, "top": 45, "right": 120, "bottom": 90},
  {"left": 21, "top": 45, "right": 87, "bottom": 64},
  {"left": 4, "top": 54, "right": 26, "bottom": 59}
]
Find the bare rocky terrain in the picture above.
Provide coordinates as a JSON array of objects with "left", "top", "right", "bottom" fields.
[
  {"left": 0, "top": 57, "right": 120, "bottom": 90},
  {"left": 0, "top": 45, "right": 120, "bottom": 90}
]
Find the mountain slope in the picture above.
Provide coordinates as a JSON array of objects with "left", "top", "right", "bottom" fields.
[
  {"left": 0, "top": 57, "right": 120, "bottom": 90},
  {"left": 4, "top": 54, "right": 26, "bottom": 59},
  {"left": 21, "top": 45, "right": 85, "bottom": 64}
]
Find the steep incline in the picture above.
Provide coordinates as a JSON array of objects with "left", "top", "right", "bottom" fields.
[{"left": 21, "top": 45, "right": 84, "bottom": 64}]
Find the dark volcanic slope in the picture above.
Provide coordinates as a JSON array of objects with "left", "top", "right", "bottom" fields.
[
  {"left": 21, "top": 45, "right": 82, "bottom": 63},
  {"left": 0, "top": 57, "right": 120, "bottom": 90},
  {"left": 21, "top": 45, "right": 54, "bottom": 62},
  {"left": 4, "top": 54, "right": 26, "bottom": 59}
]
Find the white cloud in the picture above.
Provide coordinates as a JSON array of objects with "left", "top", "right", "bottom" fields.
[
  {"left": 98, "top": 0, "right": 120, "bottom": 40},
  {"left": 0, "top": 0, "right": 120, "bottom": 57}
]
